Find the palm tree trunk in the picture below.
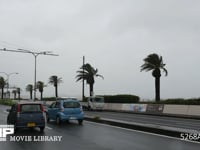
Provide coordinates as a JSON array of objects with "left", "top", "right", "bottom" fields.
[
  {"left": 55, "top": 86, "right": 58, "bottom": 97},
  {"left": 41, "top": 92, "right": 43, "bottom": 101},
  {"left": 155, "top": 76, "right": 160, "bottom": 102},
  {"left": 1, "top": 88, "right": 3, "bottom": 99},
  {"left": 31, "top": 91, "right": 32, "bottom": 100},
  {"left": 89, "top": 84, "right": 94, "bottom": 96}
]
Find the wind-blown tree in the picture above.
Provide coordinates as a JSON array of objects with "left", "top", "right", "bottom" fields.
[
  {"left": 141, "top": 53, "right": 168, "bottom": 102},
  {"left": 0, "top": 76, "right": 6, "bottom": 99},
  {"left": 12, "top": 90, "right": 17, "bottom": 99},
  {"left": 48, "top": 75, "right": 62, "bottom": 97},
  {"left": 76, "top": 63, "right": 104, "bottom": 96},
  {"left": 16, "top": 88, "right": 21, "bottom": 100},
  {"left": 37, "top": 81, "right": 45, "bottom": 100},
  {"left": 26, "top": 84, "right": 33, "bottom": 100}
]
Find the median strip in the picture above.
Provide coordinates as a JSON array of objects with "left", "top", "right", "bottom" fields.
[{"left": 84, "top": 115, "right": 200, "bottom": 143}]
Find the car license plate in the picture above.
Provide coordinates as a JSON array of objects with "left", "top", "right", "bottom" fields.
[
  {"left": 27, "top": 122, "right": 35, "bottom": 127},
  {"left": 69, "top": 117, "right": 76, "bottom": 120}
]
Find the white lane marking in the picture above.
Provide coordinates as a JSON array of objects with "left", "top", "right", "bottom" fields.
[
  {"left": 45, "top": 126, "right": 53, "bottom": 130},
  {"left": 3, "top": 110, "right": 8, "bottom": 114},
  {"left": 85, "top": 121, "right": 200, "bottom": 145}
]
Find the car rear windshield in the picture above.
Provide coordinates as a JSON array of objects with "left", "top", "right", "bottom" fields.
[
  {"left": 20, "top": 104, "right": 42, "bottom": 113},
  {"left": 63, "top": 102, "right": 80, "bottom": 108}
]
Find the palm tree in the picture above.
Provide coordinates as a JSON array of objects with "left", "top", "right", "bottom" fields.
[
  {"left": 76, "top": 63, "right": 104, "bottom": 96},
  {"left": 26, "top": 84, "right": 33, "bottom": 100},
  {"left": 16, "top": 88, "right": 21, "bottom": 100},
  {"left": 12, "top": 90, "right": 17, "bottom": 100},
  {"left": 141, "top": 53, "right": 168, "bottom": 102},
  {"left": 48, "top": 75, "right": 62, "bottom": 97},
  {"left": 37, "top": 81, "right": 45, "bottom": 100},
  {"left": 0, "top": 76, "right": 6, "bottom": 99}
]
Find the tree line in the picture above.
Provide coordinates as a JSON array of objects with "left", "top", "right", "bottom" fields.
[{"left": 0, "top": 53, "right": 168, "bottom": 102}]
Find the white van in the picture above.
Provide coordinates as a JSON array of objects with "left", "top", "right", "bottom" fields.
[{"left": 87, "top": 96, "right": 104, "bottom": 111}]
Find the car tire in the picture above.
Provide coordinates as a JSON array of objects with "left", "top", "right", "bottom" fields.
[
  {"left": 14, "top": 124, "right": 18, "bottom": 134},
  {"left": 78, "top": 120, "right": 83, "bottom": 125},
  {"left": 40, "top": 127, "right": 45, "bottom": 133},
  {"left": 56, "top": 116, "right": 61, "bottom": 125},
  {"left": 7, "top": 118, "right": 10, "bottom": 125}
]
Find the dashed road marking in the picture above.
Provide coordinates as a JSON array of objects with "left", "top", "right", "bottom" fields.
[
  {"left": 3, "top": 110, "right": 8, "bottom": 114},
  {"left": 45, "top": 126, "right": 53, "bottom": 130}
]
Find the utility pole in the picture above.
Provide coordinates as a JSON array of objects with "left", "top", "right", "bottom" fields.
[
  {"left": 82, "top": 56, "right": 85, "bottom": 101},
  {"left": 0, "top": 48, "right": 59, "bottom": 100}
]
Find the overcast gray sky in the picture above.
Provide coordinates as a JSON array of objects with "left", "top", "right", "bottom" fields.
[{"left": 0, "top": 0, "right": 200, "bottom": 100}]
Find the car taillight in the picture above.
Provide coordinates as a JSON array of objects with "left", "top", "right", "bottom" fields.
[
  {"left": 40, "top": 105, "right": 44, "bottom": 112},
  {"left": 17, "top": 104, "right": 20, "bottom": 117},
  {"left": 40, "top": 105, "right": 46, "bottom": 118}
]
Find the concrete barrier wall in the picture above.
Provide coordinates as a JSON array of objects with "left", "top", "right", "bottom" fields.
[
  {"left": 188, "top": 105, "right": 200, "bottom": 116},
  {"left": 104, "top": 103, "right": 123, "bottom": 111},
  {"left": 122, "top": 104, "right": 147, "bottom": 112},
  {"left": 163, "top": 105, "right": 200, "bottom": 116},
  {"left": 163, "top": 105, "right": 189, "bottom": 115},
  {"left": 63, "top": 101, "right": 200, "bottom": 117}
]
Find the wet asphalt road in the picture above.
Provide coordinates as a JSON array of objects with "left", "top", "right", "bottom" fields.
[
  {"left": 0, "top": 105, "right": 199, "bottom": 150},
  {"left": 85, "top": 111, "right": 200, "bottom": 131}
]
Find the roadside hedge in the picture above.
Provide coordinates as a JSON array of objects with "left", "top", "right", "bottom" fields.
[
  {"left": 42, "top": 96, "right": 200, "bottom": 105},
  {"left": 140, "top": 98, "right": 200, "bottom": 105},
  {"left": 42, "top": 97, "right": 56, "bottom": 101},
  {"left": 97, "top": 95, "right": 140, "bottom": 103},
  {"left": 0, "top": 99, "right": 17, "bottom": 106},
  {"left": 43, "top": 95, "right": 140, "bottom": 103}
]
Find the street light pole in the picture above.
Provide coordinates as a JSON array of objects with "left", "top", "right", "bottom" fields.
[
  {"left": 0, "top": 48, "right": 58, "bottom": 100},
  {"left": 82, "top": 56, "right": 85, "bottom": 101},
  {"left": 18, "top": 49, "right": 59, "bottom": 101},
  {"left": 34, "top": 54, "right": 37, "bottom": 101}
]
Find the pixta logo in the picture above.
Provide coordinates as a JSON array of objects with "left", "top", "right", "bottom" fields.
[{"left": 0, "top": 125, "right": 14, "bottom": 141}]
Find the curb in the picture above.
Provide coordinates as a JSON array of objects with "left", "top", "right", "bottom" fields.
[
  {"left": 101, "top": 110, "right": 200, "bottom": 120},
  {"left": 84, "top": 116, "right": 200, "bottom": 142}
]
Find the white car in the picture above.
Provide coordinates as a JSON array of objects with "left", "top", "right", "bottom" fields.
[{"left": 87, "top": 96, "right": 104, "bottom": 111}]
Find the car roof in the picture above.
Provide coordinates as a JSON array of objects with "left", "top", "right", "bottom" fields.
[
  {"left": 56, "top": 99, "right": 79, "bottom": 102},
  {"left": 56, "top": 97, "right": 78, "bottom": 100},
  {"left": 16, "top": 101, "right": 43, "bottom": 105}
]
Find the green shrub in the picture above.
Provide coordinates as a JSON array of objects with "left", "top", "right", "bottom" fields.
[
  {"left": 0, "top": 99, "right": 17, "bottom": 106},
  {"left": 99, "top": 94, "right": 140, "bottom": 103},
  {"left": 140, "top": 98, "right": 200, "bottom": 105},
  {"left": 42, "top": 97, "right": 57, "bottom": 101}
]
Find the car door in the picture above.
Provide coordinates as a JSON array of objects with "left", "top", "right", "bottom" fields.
[
  {"left": 48, "top": 102, "right": 56, "bottom": 120},
  {"left": 48, "top": 102, "right": 60, "bottom": 120}
]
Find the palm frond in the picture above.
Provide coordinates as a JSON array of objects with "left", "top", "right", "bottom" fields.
[
  {"left": 141, "top": 53, "right": 168, "bottom": 76},
  {"left": 96, "top": 74, "right": 104, "bottom": 79}
]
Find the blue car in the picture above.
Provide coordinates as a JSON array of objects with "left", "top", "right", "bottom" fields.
[
  {"left": 7, "top": 102, "right": 46, "bottom": 133},
  {"left": 46, "top": 98, "right": 84, "bottom": 125}
]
